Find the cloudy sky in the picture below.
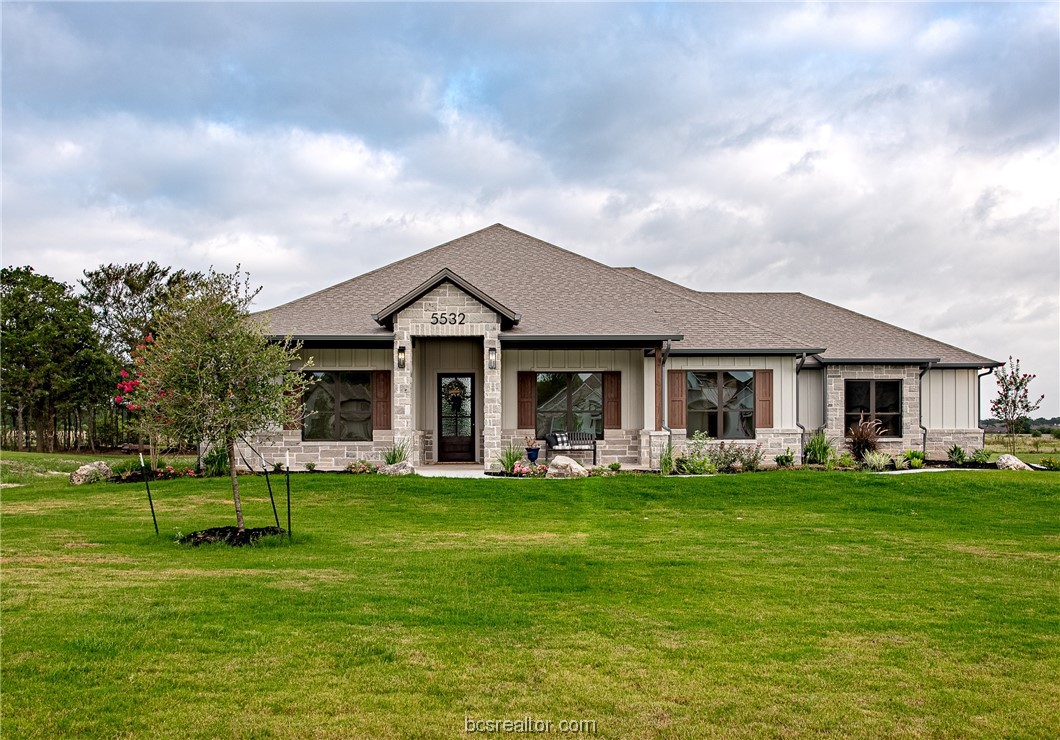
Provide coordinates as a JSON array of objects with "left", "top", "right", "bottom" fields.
[{"left": 3, "top": 2, "right": 1058, "bottom": 416}]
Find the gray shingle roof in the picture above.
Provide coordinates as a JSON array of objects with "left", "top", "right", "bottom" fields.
[{"left": 259, "top": 224, "right": 998, "bottom": 366}]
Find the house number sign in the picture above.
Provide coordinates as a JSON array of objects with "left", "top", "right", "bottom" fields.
[{"left": 430, "top": 312, "right": 467, "bottom": 325}]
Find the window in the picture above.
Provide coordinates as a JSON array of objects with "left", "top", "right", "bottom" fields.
[
  {"left": 686, "top": 371, "right": 755, "bottom": 439},
  {"left": 845, "top": 380, "right": 901, "bottom": 437},
  {"left": 303, "top": 371, "right": 373, "bottom": 441},
  {"left": 535, "top": 372, "right": 603, "bottom": 439}
]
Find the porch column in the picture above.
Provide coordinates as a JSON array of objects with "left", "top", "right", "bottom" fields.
[
  {"left": 482, "top": 331, "right": 502, "bottom": 469},
  {"left": 392, "top": 331, "right": 418, "bottom": 465}
]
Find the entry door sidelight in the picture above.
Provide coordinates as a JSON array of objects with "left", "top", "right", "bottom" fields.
[{"left": 438, "top": 375, "right": 475, "bottom": 462}]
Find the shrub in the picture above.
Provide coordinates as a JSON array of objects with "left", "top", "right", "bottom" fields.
[
  {"left": 804, "top": 431, "right": 836, "bottom": 465},
  {"left": 1039, "top": 457, "right": 1060, "bottom": 471},
  {"left": 512, "top": 461, "right": 549, "bottom": 477},
  {"left": 344, "top": 460, "right": 379, "bottom": 475},
  {"left": 383, "top": 439, "right": 410, "bottom": 466},
  {"left": 947, "top": 444, "right": 966, "bottom": 465},
  {"left": 893, "top": 455, "right": 910, "bottom": 470},
  {"left": 903, "top": 450, "right": 925, "bottom": 463},
  {"left": 1031, "top": 429, "right": 1042, "bottom": 438},
  {"left": 908, "top": 456, "right": 924, "bottom": 469},
  {"left": 706, "top": 441, "right": 763, "bottom": 473},
  {"left": 1052, "top": 430, "right": 1060, "bottom": 441},
  {"left": 845, "top": 416, "right": 883, "bottom": 462},
  {"left": 862, "top": 450, "right": 892, "bottom": 471},
  {"left": 202, "top": 446, "right": 229, "bottom": 477},
  {"left": 774, "top": 448, "right": 795, "bottom": 468},
  {"left": 498, "top": 444, "right": 523, "bottom": 474},
  {"left": 272, "top": 461, "right": 285, "bottom": 473},
  {"left": 608, "top": 461, "right": 622, "bottom": 472},
  {"left": 971, "top": 448, "right": 991, "bottom": 464},
  {"left": 304, "top": 461, "right": 317, "bottom": 472},
  {"left": 836, "top": 452, "right": 857, "bottom": 469}
]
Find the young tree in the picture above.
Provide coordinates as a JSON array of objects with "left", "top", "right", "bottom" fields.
[
  {"left": 126, "top": 269, "right": 310, "bottom": 531},
  {"left": 990, "top": 357, "right": 1045, "bottom": 455}
]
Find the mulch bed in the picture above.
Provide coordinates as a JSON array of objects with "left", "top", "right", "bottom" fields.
[{"left": 179, "top": 526, "right": 287, "bottom": 547}]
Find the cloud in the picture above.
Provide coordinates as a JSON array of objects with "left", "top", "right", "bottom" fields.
[{"left": 2, "top": 1, "right": 1057, "bottom": 414}]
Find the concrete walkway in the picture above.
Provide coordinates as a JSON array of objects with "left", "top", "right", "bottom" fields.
[{"left": 415, "top": 464, "right": 490, "bottom": 478}]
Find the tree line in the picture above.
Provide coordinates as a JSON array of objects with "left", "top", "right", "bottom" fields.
[{"left": 0, "top": 263, "right": 202, "bottom": 452}]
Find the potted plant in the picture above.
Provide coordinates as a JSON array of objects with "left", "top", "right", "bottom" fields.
[{"left": 524, "top": 435, "right": 540, "bottom": 464}]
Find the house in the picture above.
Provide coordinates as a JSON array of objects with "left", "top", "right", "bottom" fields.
[{"left": 247, "top": 224, "right": 999, "bottom": 470}]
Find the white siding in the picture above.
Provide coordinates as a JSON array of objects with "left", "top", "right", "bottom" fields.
[
  {"left": 501, "top": 349, "right": 645, "bottom": 429},
  {"left": 923, "top": 368, "right": 979, "bottom": 429},
  {"left": 798, "top": 368, "right": 824, "bottom": 430},
  {"left": 666, "top": 355, "right": 798, "bottom": 429}
]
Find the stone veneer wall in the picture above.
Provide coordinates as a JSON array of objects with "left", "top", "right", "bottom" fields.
[
  {"left": 824, "top": 364, "right": 923, "bottom": 455},
  {"left": 235, "top": 429, "right": 395, "bottom": 472},
  {"left": 924, "top": 429, "right": 986, "bottom": 458}
]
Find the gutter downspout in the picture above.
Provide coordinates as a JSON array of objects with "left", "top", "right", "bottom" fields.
[
  {"left": 977, "top": 367, "right": 995, "bottom": 439},
  {"left": 919, "top": 361, "right": 934, "bottom": 454},
  {"left": 661, "top": 341, "right": 673, "bottom": 456},
  {"left": 795, "top": 353, "right": 807, "bottom": 461}
]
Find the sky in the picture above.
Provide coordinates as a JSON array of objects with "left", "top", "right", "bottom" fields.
[{"left": 3, "top": 1, "right": 1058, "bottom": 417}]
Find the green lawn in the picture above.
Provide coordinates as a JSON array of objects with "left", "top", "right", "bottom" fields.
[{"left": 2, "top": 453, "right": 1058, "bottom": 738}]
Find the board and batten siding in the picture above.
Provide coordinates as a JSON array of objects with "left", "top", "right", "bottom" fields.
[
  {"left": 500, "top": 349, "right": 645, "bottom": 430},
  {"left": 664, "top": 355, "right": 798, "bottom": 430},
  {"left": 798, "top": 368, "right": 825, "bottom": 430},
  {"left": 294, "top": 348, "right": 392, "bottom": 370},
  {"left": 416, "top": 338, "right": 483, "bottom": 437},
  {"left": 922, "top": 368, "right": 979, "bottom": 430}
]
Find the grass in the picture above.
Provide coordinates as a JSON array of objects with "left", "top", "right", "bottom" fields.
[
  {"left": 2, "top": 452, "right": 1058, "bottom": 737},
  {"left": 984, "top": 434, "right": 1060, "bottom": 465}
]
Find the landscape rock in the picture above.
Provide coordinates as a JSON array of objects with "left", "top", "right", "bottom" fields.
[
  {"left": 546, "top": 455, "right": 588, "bottom": 479},
  {"left": 69, "top": 461, "right": 113, "bottom": 485},
  {"left": 380, "top": 460, "right": 415, "bottom": 476},
  {"left": 995, "top": 454, "right": 1032, "bottom": 471}
]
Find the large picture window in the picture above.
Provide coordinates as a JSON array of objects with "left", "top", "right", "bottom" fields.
[
  {"left": 535, "top": 372, "right": 603, "bottom": 439},
  {"left": 845, "top": 380, "right": 901, "bottom": 437},
  {"left": 686, "top": 371, "right": 755, "bottom": 439},
  {"left": 303, "top": 371, "right": 373, "bottom": 441}
]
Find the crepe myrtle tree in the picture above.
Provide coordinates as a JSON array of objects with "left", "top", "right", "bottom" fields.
[
  {"left": 127, "top": 268, "right": 311, "bottom": 531},
  {"left": 990, "top": 356, "right": 1045, "bottom": 456}
]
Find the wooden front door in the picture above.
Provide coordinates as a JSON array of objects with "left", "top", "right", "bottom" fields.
[{"left": 438, "top": 374, "right": 475, "bottom": 462}]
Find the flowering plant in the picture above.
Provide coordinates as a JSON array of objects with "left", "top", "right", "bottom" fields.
[{"left": 511, "top": 462, "right": 549, "bottom": 478}]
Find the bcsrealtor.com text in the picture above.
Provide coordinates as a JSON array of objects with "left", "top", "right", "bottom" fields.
[{"left": 465, "top": 716, "right": 597, "bottom": 734}]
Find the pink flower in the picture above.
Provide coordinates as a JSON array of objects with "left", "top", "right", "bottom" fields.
[
  {"left": 120, "top": 369, "right": 129, "bottom": 378},
  {"left": 114, "top": 395, "right": 124, "bottom": 404}
]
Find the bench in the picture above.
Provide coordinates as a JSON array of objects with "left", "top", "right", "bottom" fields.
[{"left": 544, "top": 431, "right": 598, "bottom": 466}]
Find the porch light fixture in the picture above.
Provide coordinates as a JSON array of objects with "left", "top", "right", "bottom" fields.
[
  {"left": 397, "top": 345, "right": 406, "bottom": 369},
  {"left": 488, "top": 347, "right": 497, "bottom": 370}
]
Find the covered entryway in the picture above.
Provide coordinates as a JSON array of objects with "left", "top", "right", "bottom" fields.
[{"left": 438, "top": 374, "right": 475, "bottom": 462}]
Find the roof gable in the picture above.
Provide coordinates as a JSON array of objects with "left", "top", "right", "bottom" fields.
[{"left": 371, "top": 268, "right": 521, "bottom": 330}]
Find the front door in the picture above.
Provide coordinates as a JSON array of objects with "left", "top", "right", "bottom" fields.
[{"left": 438, "top": 374, "right": 475, "bottom": 462}]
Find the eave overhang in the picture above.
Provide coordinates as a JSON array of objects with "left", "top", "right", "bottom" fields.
[
  {"left": 372, "top": 268, "right": 521, "bottom": 330},
  {"left": 502, "top": 334, "right": 683, "bottom": 349},
  {"left": 667, "top": 347, "right": 826, "bottom": 356}
]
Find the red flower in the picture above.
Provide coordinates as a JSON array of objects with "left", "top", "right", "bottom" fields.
[{"left": 114, "top": 395, "right": 124, "bottom": 404}]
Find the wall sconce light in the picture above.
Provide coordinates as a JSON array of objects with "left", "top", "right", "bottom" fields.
[
  {"left": 487, "top": 346, "right": 497, "bottom": 370},
  {"left": 397, "top": 345, "right": 406, "bottom": 369}
]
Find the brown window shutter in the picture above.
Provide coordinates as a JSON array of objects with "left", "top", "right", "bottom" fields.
[
  {"left": 755, "top": 369, "right": 773, "bottom": 428},
  {"left": 667, "top": 369, "right": 687, "bottom": 428},
  {"left": 517, "top": 372, "right": 536, "bottom": 429},
  {"left": 603, "top": 372, "right": 622, "bottom": 429},
  {"left": 372, "top": 370, "right": 392, "bottom": 430}
]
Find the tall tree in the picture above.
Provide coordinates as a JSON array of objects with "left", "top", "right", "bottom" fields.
[
  {"left": 1, "top": 267, "right": 111, "bottom": 451},
  {"left": 80, "top": 262, "right": 203, "bottom": 363},
  {"left": 990, "top": 357, "right": 1045, "bottom": 455},
  {"left": 124, "top": 269, "right": 310, "bottom": 531}
]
